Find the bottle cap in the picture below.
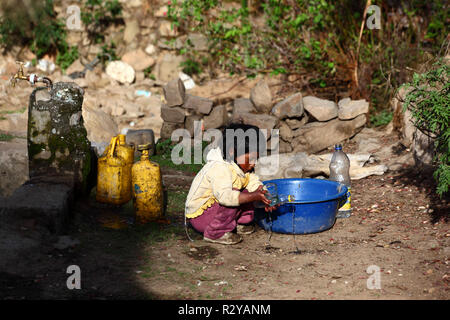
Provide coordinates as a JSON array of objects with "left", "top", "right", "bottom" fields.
[
  {"left": 137, "top": 143, "right": 151, "bottom": 151},
  {"left": 334, "top": 144, "right": 342, "bottom": 150}
]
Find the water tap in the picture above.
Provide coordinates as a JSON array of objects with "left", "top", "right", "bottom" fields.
[{"left": 10, "top": 61, "right": 53, "bottom": 90}]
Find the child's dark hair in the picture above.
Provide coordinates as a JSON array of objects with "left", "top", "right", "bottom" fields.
[{"left": 220, "top": 123, "right": 266, "bottom": 163}]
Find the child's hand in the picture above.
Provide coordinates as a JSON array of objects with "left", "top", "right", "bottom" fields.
[
  {"left": 253, "top": 185, "right": 271, "bottom": 206},
  {"left": 264, "top": 204, "right": 280, "bottom": 212}
]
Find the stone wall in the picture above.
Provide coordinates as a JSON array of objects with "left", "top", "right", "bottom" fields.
[{"left": 160, "top": 78, "right": 369, "bottom": 155}]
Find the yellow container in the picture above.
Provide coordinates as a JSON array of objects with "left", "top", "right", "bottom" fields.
[
  {"left": 96, "top": 136, "right": 133, "bottom": 205},
  {"left": 116, "top": 134, "right": 134, "bottom": 165},
  {"left": 102, "top": 134, "right": 134, "bottom": 161},
  {"left": 132, "top": 143, "right": 164, "bottom": 223}
]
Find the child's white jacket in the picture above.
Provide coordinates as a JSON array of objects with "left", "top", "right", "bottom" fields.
[{"left": 185, "top": 148, "right": 263, "bottom": 219}]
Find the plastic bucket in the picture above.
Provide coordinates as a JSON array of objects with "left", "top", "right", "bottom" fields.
[{"left": 255, "top": 178, "right": 348, "bottom": 234}]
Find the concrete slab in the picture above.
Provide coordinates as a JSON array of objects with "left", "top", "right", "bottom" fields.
[{"left": 1, "top": 182, "right": 73, "bottom": 234}]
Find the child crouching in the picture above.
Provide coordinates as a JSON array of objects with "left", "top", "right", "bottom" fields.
[{"left": 184, "top": 123, "right": 276, "bottom": 245}]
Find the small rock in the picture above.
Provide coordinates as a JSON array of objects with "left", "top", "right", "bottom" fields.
[
  {"left": 161, "top": 105, "right": 186, "bottom": 123},
  {"left": 234, "top": 265, "right": 248, "bottom": 271},
  {"left": 160, "top": 122, "right": 184, "bottom": 140},
  {"left": 123, "top": 19, "right": 140, "bottom": 43},
  {"left": 250, "top": 80, "right": 272, "bottom": 113},
  {"left": 271, "top": 93, "right": 303, "bottom": 119},
  {"left": 179, "top": 72, "right": 195, "bottom": 90},
  {"left": 186, "top": 33, "right": 209, "bottom": 51},
  {"left": 232, "top": 98, "right": 256, "bottom": 122},
  {"left": 36, "top": 59, "right": 55, "bottom": 74},
  {"left": 159, "top": 20, "right": 178, "bottom": 37},
  {"left": 238, "top": 112, "right": 278, "bottom": 140},
  {"left": 145, "top": 44, "right": 157, "bottom": 56},
  {"left": 338, "top": 98, "right": 369, "bottom": 120},
  {"left": 303, "top": 96, "right": 338, "bottom": 121},
  {"left": 278, "top": 140, "right": 293, "bottom": 153},
  {"left": 163, "top": 78, "right": 186, "bottom": 107},
  {"left": 105, "top": 61, "right": 135, "bottom": 84},
  {"left": 156, "top": 53, "right": 185, "bottom": 82},
  {"left": 279, "top": 121, "right": 294, "bottom": 142},
  {"left": 121, "top": 49, "right": 155, "bottom": 71},
  {"left": 203, "top": 105, "right": 228, "bottom": 130},
  {"left": 185, "top": 114, "right": 203, "bottom": 137},
  {"left": 285, "top": 115, "right": 308, "bottom": 130},
  {"left": 111, "top": 105, "right": 125, "bottom": 117},
  {"left": 183, "top": 94, "right": 213, "bottom": 115},
  {"left": 82, "top": 105, "right": 119, "bottom": 149},
  {"left": 120, "top": 0, "right": 143, "bottom": 8}
]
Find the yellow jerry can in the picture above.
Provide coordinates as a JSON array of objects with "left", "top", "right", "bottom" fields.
[
  {"left": 132, "top": 143, "right": 164, "bottom": 223},
  {"left": 96, "top": 136, "right": 133, "bottom": 205},
  {"left": 101, "top": 134, "right": 134, "bottom": 162},
  {"left": 116, "top": 134, "right": 134, "bottom": 165}
]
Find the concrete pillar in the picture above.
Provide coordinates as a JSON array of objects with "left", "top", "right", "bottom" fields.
[{"left": 27, "top": 82, "right": 92, "bottom": 195}]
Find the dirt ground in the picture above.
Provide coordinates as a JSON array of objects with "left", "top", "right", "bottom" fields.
[
  {"left": 0, "top": 128, "right": 449, "bottom": 301},
  {"left": 1, "top": 166, "right": 449, "bottom": 300}
]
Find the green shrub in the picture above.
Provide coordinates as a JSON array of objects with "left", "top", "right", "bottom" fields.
[
  {"left": 0, "top": 0, "right": 68, "bottom": 58},
  {"left": 81, "top": 0, "right": 123, "bottom": 42},
  {"left": 402, "top": 59, "right": 450, "bottom": 197},
  {"left": 98, "top": 41, "right": 119, "bottom": 66},
  {"left": 56, "top": 46, "right": 79, "bottom": 71},
  {"left": 167, "top": 0, "right": 449, "bottom": 118},
  {"left": 370, "top": 110, "right": 393, "bottom": 127},
  {"left": 0, "top": 0, "right": 80, "bottom": 71},
  {"left": 180, "top": 58, "right": 202, "bottom": 76}
]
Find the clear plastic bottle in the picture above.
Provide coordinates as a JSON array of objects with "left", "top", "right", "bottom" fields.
[
  {"left": 254, "top": 193, "right": 295, "bottom": 208},
  {"left": 329, "top": 144, "right": 352, "bottom": 218}
]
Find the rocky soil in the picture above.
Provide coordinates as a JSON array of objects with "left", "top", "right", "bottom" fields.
[
  {"left": 0, "top": 123, "right": 448, "bottom": 300},
  {"left": 0, "top": 0, "right": 448, "bottom": 301}
]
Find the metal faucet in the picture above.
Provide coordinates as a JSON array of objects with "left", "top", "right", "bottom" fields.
[{"left": 11, "top": 61, "right": 53, "bottom": 89}]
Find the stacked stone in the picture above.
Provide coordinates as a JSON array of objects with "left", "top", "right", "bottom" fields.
[
  {"left": 160, "top": 78, "right": 227, "bottom": 140},
  {"left": 230, "top": 80, "right": 369, "bottom": 154},
  {"left": 285, "top": 95, "right": 368, "bottom": 154},
  {"left": 159, "top": 78, "right": 370, "bottom": 155}
]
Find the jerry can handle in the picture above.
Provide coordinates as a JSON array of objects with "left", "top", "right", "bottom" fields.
[{"left": 108, "top": 136, "right": 118, "bottom": 158}]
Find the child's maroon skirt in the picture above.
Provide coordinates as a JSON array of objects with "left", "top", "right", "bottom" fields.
[{"left": 188, "top": 189, "right": 254, "bottom": 240}]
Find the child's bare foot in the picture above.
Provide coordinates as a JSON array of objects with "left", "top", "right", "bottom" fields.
[{"left": 204, "top": 232, "right": 242, "bottom": 245}]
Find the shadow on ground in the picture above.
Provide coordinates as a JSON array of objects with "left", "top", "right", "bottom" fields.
[
  {"left": 392, "top": 166, "right": 449, "bottom": 223},
  {"left": 0, "top": 185, "right": 189, "bottom": 300}
]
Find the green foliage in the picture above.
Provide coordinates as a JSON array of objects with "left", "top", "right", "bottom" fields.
[
  {"left": 402, "top": 60, "right": 450, "bottom": 196},
  {"left": 30, "top": 0, "right": 67, "bottom": 57},
  {"left": 0, "top": 133, "right": 15, "bottom": 142},
  {"left": 0, "top": 0, "right": 80, "bottom": 72},
  {"left": 167, "top": 0, "right": 448, "bottom": 116},
  {"left": 180, "top": 58, "right": 202, "bottom": 76},
  {"left": 370, "top": 110, "right": 393, "bottom": 127},
  {"left": 143, "top": 66, "right": 156, "bottom": 80},
  {"left": 56, "top": 46, "right": 79, "bottom": 71},
  {"left": 153, "top": 139, "right": 206, "bottom": 174},
  {"left": 81, "top": 0, "right": 123, "bottom": 42},
  {"left": 98, "top": 41, "right": 119, "bottom": 64},
  {"left": 0, "top": 0, "right": 68, "bottom": 58}
]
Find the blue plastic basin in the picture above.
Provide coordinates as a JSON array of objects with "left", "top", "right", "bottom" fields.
[{"left": 255, "top": 178, "right": 348, "bottom": 234}]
